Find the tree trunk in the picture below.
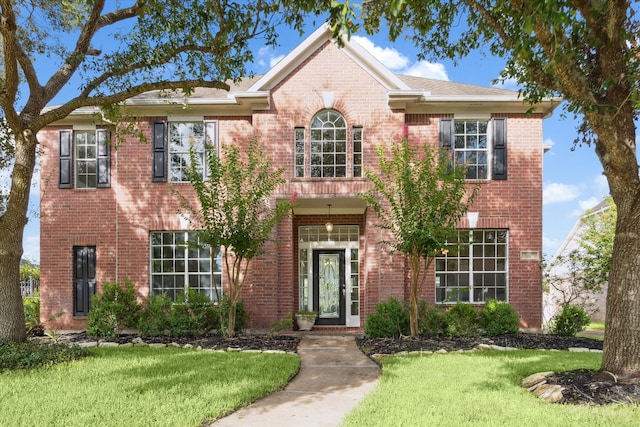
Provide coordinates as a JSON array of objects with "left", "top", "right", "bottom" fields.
[
  {"left": 227, "top": 298, "right": 237, "bottom": 338},
  {"left": 0, "top": 130, "right": 36, "bottom": 342},
  {"left": 409, "top": 253, "right": 420, "bottom": 337},
  {"left": 590, "top": 108, "right": 640, "bottom": 378}
]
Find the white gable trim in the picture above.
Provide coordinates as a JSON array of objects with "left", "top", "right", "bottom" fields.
[{"left": 246, "top": 24, "right": 410, "bottom": 93}]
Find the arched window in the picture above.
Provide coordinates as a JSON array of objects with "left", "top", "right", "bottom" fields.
[{"left": 310, "top": 110, "right": 347, "bottom": 178}]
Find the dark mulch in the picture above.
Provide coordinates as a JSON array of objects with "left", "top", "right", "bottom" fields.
[{"left": 54, "top": 332, "right": 640, "bottom": 406}]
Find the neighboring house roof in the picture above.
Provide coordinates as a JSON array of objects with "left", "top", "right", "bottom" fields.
[
  {"left": 549, "top": 198, "right": 612, "bottom": 267},
  {"left": 52, "top": 24, "right": 560, "bottom": 124}
]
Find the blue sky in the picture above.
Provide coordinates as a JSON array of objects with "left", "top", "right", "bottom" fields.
[{"left": 22, "top": 19, "right": 633, "bottom": 264}]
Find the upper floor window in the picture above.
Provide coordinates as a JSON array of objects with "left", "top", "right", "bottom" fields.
[
  {"left": 296, "top": 110, "right": 363, "bottom": 179},
  {"left": 152, "top": 120, "right": 217, "bottom": 183},
  {"left": 310, "top": 110, "right": 347, "bottom": 178},
  {"left": 439, "top": 118, "right": 507, "bottom": 181},
  {"left": 59, "top": 129, "right": 110, "bottom": 189},
  {"left": 454, "top": 120, "right": 488, "bottom": 180}
]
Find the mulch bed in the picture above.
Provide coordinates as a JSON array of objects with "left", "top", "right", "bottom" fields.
[{"left": 54, "top": 332, "right": 640, "bottom": 406}]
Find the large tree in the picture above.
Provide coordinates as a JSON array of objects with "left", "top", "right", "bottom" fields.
[
  {"left": 0, "top": 0, "right": 310, "bottom": 342},
  {"left": 362, "top": 137, "right": 479, "bottom": 337},
  {"left": 311, "top": 0, "right": 640, "bottom": 377}
]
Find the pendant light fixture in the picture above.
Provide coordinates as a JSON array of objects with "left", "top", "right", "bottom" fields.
[{"left": 325, "top": 204, "right": 333, "bottom": 233}]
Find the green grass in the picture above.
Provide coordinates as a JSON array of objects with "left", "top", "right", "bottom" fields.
[
  {"left": 342, "top": 351, "right": 640, "bottom": 427},
  {"left": 587, "top": 322, "right": 606, "bottom": 331},
  {"left": 0, "top": 346, "right": 299, "bottom": 427}
]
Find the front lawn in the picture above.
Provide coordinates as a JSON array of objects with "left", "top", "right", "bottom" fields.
[
  {"left": 0, "top": 347, "right": 299, "bottom": 427},
  {"left": 343, "top": 350, "right": 640, "bottom": 427}
]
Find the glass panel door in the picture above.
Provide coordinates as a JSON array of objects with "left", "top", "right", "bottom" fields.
[{"left": 313, "top": 250, "right": 345, "bottom": 325}]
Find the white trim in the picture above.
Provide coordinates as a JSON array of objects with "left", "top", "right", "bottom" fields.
[
  {"left": 167, "top": 115, "right": 204, "bottom": 122},
  {"left": 72, "top": 124, "right": 96, "bottom": 130}
]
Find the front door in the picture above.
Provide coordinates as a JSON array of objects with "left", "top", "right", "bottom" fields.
[{"left": 313, "top": 250, "right": 346, "bottom": 325}]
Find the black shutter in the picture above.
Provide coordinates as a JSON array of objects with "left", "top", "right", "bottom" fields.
[
  {"left": 492, "top": 118, "right": 507, "bottom": 180},
  {"left": 73, "top": 246, "right": 96, "bottom": 316},
  {"left": 96, "top": 129, "right": 110, "bottom": 188},
  {"left": 152, "top": 122, "right": 167, "bottom": 182},
  {"left": 59, "top": 130, "right": 73, "bottom": 188},
  {"left": 439, "top": 118, "right": 454, "bottom": 150}
]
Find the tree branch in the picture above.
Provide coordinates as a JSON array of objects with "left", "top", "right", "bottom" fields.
[{"left": 0, "top": 0, "right": 20, "bottom": 126}]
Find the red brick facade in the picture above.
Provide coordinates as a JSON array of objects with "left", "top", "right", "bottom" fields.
[{"left": 39, "top": 27, "right": 552, "bottom": 331}]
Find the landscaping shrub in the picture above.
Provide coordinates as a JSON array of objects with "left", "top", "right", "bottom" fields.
[
  {"left": 138, "top": 292, "right": 246, "bottom": 337},
  {"left": 0, "top": 340, "right": 88, "bottom": 372},
  {"left": 479, "top": 300, "right": 520, "bottom": 336},
  {"left": 23, "top": 293, "right": 44, "bottom": 337},
  {"left": 418, "top": 302, "right": 447, "bottom": 337},
  {"left": 138, "top": 293, "right": 172, "bottom": 336},
  {"left": 551, "top": 304, "right": 591, "bottom": 336},
  {"left": 444, "top": 302, "right": 480, "bottom": 337},
  {"left": 364, "top": 297, "right": 410, "bottom": 338},
  {"left": 87, "top": 281, "right": 142, "bottom": 337}
]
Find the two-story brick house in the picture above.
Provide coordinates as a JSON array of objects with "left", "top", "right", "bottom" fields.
[{"left": 39, "top": 25, "right": 557, "bottom": 331}]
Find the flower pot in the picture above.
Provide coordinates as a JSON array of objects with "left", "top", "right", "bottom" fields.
[{"left": 295, "top": 313, "right": 317, "bottom": 331}]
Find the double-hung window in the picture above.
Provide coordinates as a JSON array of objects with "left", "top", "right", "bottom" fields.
[
  {"left": 152, "top": 120, "right": 217, "bottom": 183},
  {"left": 150, "top": 231, "right": 222, "bottom": 302},
  {"left": 58, "top": 129, "right": 110, "bottom": 189},
  {"left": 435, "top": 229, "right": 508, "bottom": 303},
  {"left": 440, "top": 118, "right": 507, "bottom": 181}
]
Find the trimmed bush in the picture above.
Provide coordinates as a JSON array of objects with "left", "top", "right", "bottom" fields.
[
  {"left": 551, "top": 304, "right": 591, "bottom": 337},
  {"left": 138, "top": 293, "right": 172, "bottom": 336},
  {"left": 418, "top": 302, "right": 447, "bottom": 337},
  {"left": 23, "top": 294, "right": 44, "bottom": 337},
  {"left": 444, "top": 302, "right": 479, "bottom": 337},
  {"left": 87, "top": 281, "right": 142, "bottom": 337},
  {"left": 479, "top": 300, "right": 520, "bottom": 336},
  {"left": 364, "top": 297, "right": 410, "bottom": 338},
  {"left": 0, "top": 340, "right": 88, "bottom": 372}
]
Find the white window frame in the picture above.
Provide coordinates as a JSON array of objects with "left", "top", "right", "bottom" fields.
[
  {"left": 74, "top": 130, "right": 97, "bottom": 188},
  {"left": 435, "top": 229, "right": 508, "bottom": 304},
  {"left": 168, "top": 121, "right": 217, "bottom": 182},
  {"left": 453, "top": 119, "right": 490, "bottom": 180},
  {"left": 310, "top": 110, "right": 347, "bottom": 178},
  {"left": 150, "top": 231, "right": 222, "bottom": 302}
]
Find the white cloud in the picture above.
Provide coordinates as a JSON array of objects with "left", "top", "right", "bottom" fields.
[
  {"left": 492, "top": 77, "right": 519, "bottom": 90},
  {"left": 352, "top": 36, "right": 409, "bottom": 70},
  {"left": 569, "top": 197, "right": 600, "bottom": 217},
  {"left": 543, "top": 182, "right": 582, "bottom": 205},
  {"left": 22, "top": 233, "right": 40, "bottom": 264},
  {"left": 543, "top": 138, "right": 554, "bottom": 149},
  {"left": 543, "top": 235, "right": 562, "bottom": 258},
  {"left": 352, "top": 36, "right": 449, "bottom": 81},
  {"left": 593, "top": 173, "right": 609, "bottom": 196},
  {"left": 269, "top": 54, "right": 285, "bottom": 68},
  {"left": 403, "top": 61, "right": 449, "bottom": 80}
]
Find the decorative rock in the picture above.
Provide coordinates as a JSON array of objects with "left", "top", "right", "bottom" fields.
[
  {"left": 196, "top": 345, "right": 203, "bottom": 350},
  {"left": 522, "top": 372, "right": 554, "bottom": 389},
  {"left": 131, "top": 337, "right": 145, "bottom": 345},
  {"left": 242, "top": 349, "right": 263, "bottom": 353},
  {"left": 435, "top": 349, "right": 448, "bottom": 354},
  {"left": 183, "top": 343, "right": 193, "bottom": 349},
  {"left": 262, "top": 349, "right": 286, "bottom": 355},
  {"left": 168, "top": 342, "right": 181, "bottom": 348},
  {"left": 532, "top": 383, "right": 564, "bottom": 403},
  {"left": 568, "top": 347, "right": 590, "bottom": 352},
  {"left": 590, "top": 349, "right": 603, "bottom": 353},
  {"left": 396, "top": 351, "right": 409, "bottom": 356},
  {"left": 120, "top": 342, "right": 133, "bottom": 347},
  {"left": 98, "top": 342, "right": 120, "bottom": 347},
  {"left": 134, "top": 341, "right": 149, "bottom": 347},
  {"left": 227, "top": 347, "right": 242, "bottom": 352},
  {"left": 78, "top": 341, "right": 98, "bottom": 348},
  {"left": 477, "top": 344, "right": 492, "bottom": 351},
  {"left": 372, "top": 353, "right": 387, "bottom": 359},
  {"left": 148, "top": 343, "right": 166, "bottom": 348}
]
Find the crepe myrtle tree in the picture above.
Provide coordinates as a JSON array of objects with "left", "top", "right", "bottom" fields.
[
  {"left": 362, "top": 136, "right": 479, "bottom": 337},
  {"left": 300, "top": 0, "right": 640, "bottom": 380},
  {"left": 0, "top": 0, "right": 316, "bottom": 342},
  {"left": 177, "top": 139, "right": 295, "bottom": 337}
]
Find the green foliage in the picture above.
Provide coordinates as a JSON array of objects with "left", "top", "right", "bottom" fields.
[
  {"left": 364, "top": 297, "right": 410, "bottom": 338},
  {"left": 87, "top": 281, "right": 142, "bottom": 338},
  {"left": 138, "top": 292, "right": 246, "bottom": 337},
  {"left": 551, "top": 304, "right": 591, "bottom": 337},
  {"left": 178, "top": 138, "right": 293, "bottom": 336},
  {"left": 269, "top": 315, "right": 294, "bottom": 334},
  {"left": 19, "top": 259, "right": 40, "bottom": 281},
  {"left": 444, "top": 303, "right": 480, "bottom": 337},
  {"left": 362, "top": 137, "right": 479, "bottom": 337},
  {"left": 417, "top": 302, "right": 447, "bottom": 337},
  {"left": 576, "top": 197, "right": 615, "bottom": 290},
  {"left": 23, "top": 294, "right": 43, "bottom": 337},
  {"left": 479, "top": 300, "right": 520, "bottom": 336},
  {"left": 0, "top": 340, "right": 88, "bottom": 372}
]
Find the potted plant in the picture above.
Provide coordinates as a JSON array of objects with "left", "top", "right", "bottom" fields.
[{"left": 295, "top": 310, "right": 318, "bottom": 331}]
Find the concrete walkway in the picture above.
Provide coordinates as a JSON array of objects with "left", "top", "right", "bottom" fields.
[{"left": 212, "top": 335, "right": 381, "bottom": 427}]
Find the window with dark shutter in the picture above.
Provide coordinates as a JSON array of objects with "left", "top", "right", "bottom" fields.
[
  {"left": 96, "top": 129, "right": 111, "bottom": 188},
  {"left": 152, "top": 121, "right": 167, "bottom": 182},
  {"left": 439, "top": 118, "right": 454, "bottom": 150},
  {"left": 59, "top": 130, "right": 73, "bottom": 188},
  {"left": 492, "top": 118, "right": 507, "bottom": 180}
]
